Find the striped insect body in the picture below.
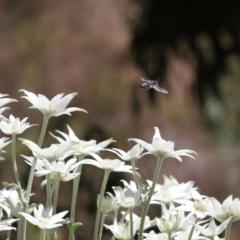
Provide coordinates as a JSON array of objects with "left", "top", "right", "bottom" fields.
[
  {"left": 140, "top": 82, "right": 150, "bottom": 89},
  {"left": 139, "top": 76, "right": 168, "bottom": 94}
]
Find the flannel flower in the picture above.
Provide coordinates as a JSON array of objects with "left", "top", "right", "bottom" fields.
[
  {"left": 19, "top": 204, "right": 68, "bottom": 229},
  {"left": 104, "top": 219, "right": 140, "bottom": 240},
  {"left": 0, "top": 209, "right": 18, "bottom": 231},
  {"left": 175, "top": 189, "right": 208, "bottom": 219},
  {"left": 0, "top": 188, "right": 14, "bottom": 216},
  {"left": 20, "top": 139, "right": 74, "bottom": 162},
  {"left": 50, "top": 125, "right": 115, "bottom": 156},
  {"left": 194, "top": 217, "right": 232, "bottom": 237},
  {"left": 0, "top": 115, "right": 36, "bottom": 135},
  {"left": 0, "top": 93, "right": 17, "bottom": 115},
  {"left": 79, "top": 154, "right": 134, "bottom": 174},
  {"left": 155, "top": 203, "right": 195, "bottom": 233},
  {"left": 97, "top": 194, "right": 119, "bottom": 213},
  {"left": 121, "top": 180, "right": 150, "bottom": 204},
  {"left": 173, "top": 228, "right": 203, "bottom": 240},
  {"left": 20, "top": 89, "right": 87, "bottom": 117},
  {"left": 3, "top": 189, "right": 34, "bottom": 218},
  {"left": 198, "top": 195, "right": 240, "bottom": 222},
  {"left": 143, "top": 231, "right": 168, "bottom": 240},
  {"left": 121, "top": 180, "right": 139, "bottom": 193},
  {"left": 129, "top": 127, "right": 196, "bottom": 161},
  {"left": 122, "top": 211, "right": 154, "bottom": 230},
  {"left": 112, "top": 185, "right": 142, "bottom": 208},
  {"left": 34, "top": 157, "right": 81, "bottom": 182},
  {"left": 109, "top": 144, "right": 144, "bottom": 161},
  {"left": 149, "top": 175, "right": 196, "bottom": 204},
  {"left": 0, "top": 137, "right": 11, "bottom": 160}
]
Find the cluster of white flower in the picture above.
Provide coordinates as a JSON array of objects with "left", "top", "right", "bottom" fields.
[{"left": 0, "top": 90, "right": 238, "bottom": 240}]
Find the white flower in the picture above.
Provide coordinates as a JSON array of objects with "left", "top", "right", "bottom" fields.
[
  {"left": 97, "top": 194, "right": 118, "bottom": 213},
  {"left": 122, "top": 211, "right": 154, "bottom": 230},
  {"left": 149, "top": 175, "right": 196, "bottom": 204},
  {"left": 143, "top": 231, "right": 168, "bottom": 240},
  {"left": 129, "top": 127, "right": 197, "bottom": 161},
  {"left": 121, "top": 180, "right": 139, "bottom": 193},
  {"left": 34, "top": 158, "right": 81, "bottom": 182},
  {"left": 202, "top": 237, "right": 224, "bottom": 240},
  {"left": 3, "top": 189, "right": 34, "bottom": 218},
  {"left": 173, "top": 228, "right": 204, "bottom": 240},
  {"left": 0, "top": 115, "right": 36, "bottom": 135},
  {"left": 19, "top": 204, "right": 68, "bottom": 229},
  {"left": 0, "top": 220, "right": 18, "bottom": 231},
  {"left": 0, "top": 209, "right": 18, "bottom": 231},
  {"left": 104, "top": 219, "right": 139, "bottom": 240},
  {"left": 109, "top": 144, "right": 144, "bottom": 161},
  {"left": 0, "top": 93, "right": 17, "bottom": 115},
  {"left": 0, "top": 189, "right": 13, "bottom": 216},
  {"left": 20, "top": 139, "right": 73, "bottom": 162},
  {"left": 194, "top": 217, "right": 232, "bottom": 237},
  {"left": 79, "top": 155, "right": 134, "bottom": 174},
  {"left": 20, "top": 89, "right": 87, "bottom": 117},
  {"left": 22, "top": 155, "right": 45, "bottom": 171},
  {"left": 0, "top": 137, "right": 11, "bottom": 160},
  {"left": 121, "top": 181, "right": 150, "bottom": 203},
  {"left": 175, "top": 190, "right": 208, "bottom": 219},
  {"left": 155, "top": 203, "right": 195, "bottom": 233},
  {"left": 51, "top": 125, "right": 115, "bottom": 155},
  {"left": 198, "top": 195, "right": 240, "bottom": 222},
  {"left": 112, "top": 186, "right": 142, "bottom": 208},
  {"left": 6, "top": 199, "right": 24, "bottom": 218}
]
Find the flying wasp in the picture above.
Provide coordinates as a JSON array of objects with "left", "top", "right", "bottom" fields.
[{"left": 139, "top": 76, "right": 168, "bottom": 94}]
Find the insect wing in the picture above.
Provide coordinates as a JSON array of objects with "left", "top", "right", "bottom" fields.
[
  {"left": 147, "top": 80, "right": 158, "bottom": 85},
  {"left": 139, "top": 76, "right": 158, "bottom": 84},
  {"left": 153, "top": 85, "right": 168, "bottom": 94},
  {"left": 139, "top": 76, "right": 147, "bottom": 82}
]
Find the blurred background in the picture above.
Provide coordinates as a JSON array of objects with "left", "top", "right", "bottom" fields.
[{"left": 0, "top": 0, "right": 240, "bottom": 239}]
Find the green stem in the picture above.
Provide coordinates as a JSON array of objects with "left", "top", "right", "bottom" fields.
[
  {"left": 70, "top": 170, "right": 81, "bottom": 221},
  {"left": 21, "top": 115, "right": 50, "bottom": 240},
  {"left": 188, "top": 217, "right": 199, "bottom": 240},
  {"left": 94, "top": 170, "right": 110, "bottom": 240},
  {"left": 39, "top": 115, "right": 51, "bottom": 207},
  {"left": 38, "top": 115, "right": 49, "bottom": 147},
  {"left": 21, "top": 158, "right": 37, "bottom": 240},
  {"left": 138, "top": 156, "right": 164, "bottom": 240},
  {"left": 129, "top": 207, "right": 133, "bottom": 240},
  {"left": 225, "top": 220, "right": 233, "bottom": 240},
  {"left": 69, "top": 229, "right": 75, "bottom": 240},
  {"left": 111, "top": 208, "right": 119, "bottom": 240},
  {"left": 46, "top": 175, "right": 52, "bottom": 207},
  {"left": 114, "top": 209, "right": 118, "bottom": 220},
  {"left": 98, "top": 212, "right": 106, "bottom": 240},
  {"left": 68, "top": 156, "right": 83, "bottom": 240},
  {"left": 17, "top": 217, "right": 22, "bottom": 240},
  {"left": 50, "top": 173, "right": 60, "bottom": 240},
  {"left": 53, "top": 173, "right": 60, "bottom": 215},
  {"left": 130, "top": 159, "right": 139, "bottom": 188},
  {"left": 168, "top": 232, "right": 171, "bottom": 240},
  {"left": 6, "top": 213, "right": 13, "bottom": 240},
  {"left": 12, "top": 134, "right": 26, "bottom": 240},
  {"left": 119, "top": 209, "right": 130, "bottom": 223},
  {"left": 11, "top": 134, "right": 21, "bottom": 187},
  {"left": 40, "top": 229, "right": 46, "bottom": 240},
  {"left": 70, "top": 155, "right": 84, "bottom": 222}
]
